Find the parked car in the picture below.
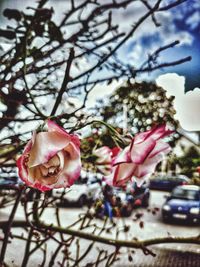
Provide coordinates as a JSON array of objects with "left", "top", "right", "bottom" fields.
[
  {"left": 0, "top": 176, "right": 19, "bottom": 186},
  {"left": 150, "top": 174, "right": 190, "bottom": 191},
  {"left": 162, "top": 185, "right": 200, "bottom": 223},
  {"left": 126, "top": 181, "right": 150, "bottom": 207},
  {"left": 52, "top": 177, "right": 101, "bottom": 207}
]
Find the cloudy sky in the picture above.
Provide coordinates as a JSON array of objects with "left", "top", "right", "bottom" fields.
[
  {"left": 0, "top": 0, "right": 199, "bottom": 132},
  {"left": 87, "top": 0, "right": 200, "bottom": 131},
  {"left": 101, "top": 0, "right": 200, "bottom": 132}
]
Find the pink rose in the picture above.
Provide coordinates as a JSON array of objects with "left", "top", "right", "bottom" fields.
[
  {"left": 93, "top": 146, "right": 121, "bottom": 176},
  {"left": 17, "top": 120, "right": 81, "bottom": 191},
  {"left": 111, "top": 147, "right": 121, "bottom": 158},
  {"left": 105, "top": 125, "right": 173, "bottom": 187}
]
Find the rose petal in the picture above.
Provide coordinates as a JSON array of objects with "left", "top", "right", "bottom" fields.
[
  {"left": 133, "top": 150, "right": 169, "bottom": 181},
  {"left": 56, "top": 143, "right": 81, "bottom": 186},
  {"left": 148, "top": 140, "right": 171, "bottom": 159},
  {"left": 114, "top": 163, "right": 136, "bottom": 185},
  {"left": 111, "top": 147, "right": 121, "bottom": 158},
  {"left": 28, "top": 132, "right": 71, "bottom": 167},
  {"left": 64, "top": 142, "right": 80, "bottom": 160},
  {"left": 104, "top": 162, "right": 135, "bottom": 187},
  {"left": 134, "top": 125, "right": 173, "bottom": 144},
  {"left": 130, "top": 137, "right": 156, "bottom": 164},
  {"left": 71, "top": 134, "right": 81, "bottom": 148},
  {"left": 43, "top": 154, "right": 60, "bottom": 168},
  {"left": 16, "top": 156, "right": 31, "bottom": 186},
  {"left": 59, "top": 158, "right": 81, "bottom": 186},
  {"left": 33, "top": 182, "right": 52, "bottom": 192},
  {"left": 47, "top": 120, "right": 71, "bottom": 136},
  {"left": 48, "top": 120, "right": 81, "bottom": 148},
  {"left": 133, "top": 128, "right": 154, "bottom": 144},
  {"left": 23, "top": 137, "right": 34, "bottom": 154},
  {"left": 113, "top": 146, "right": 130, "bottom": 165},
  {"left": 57, "top": 150, "right": 65, "bottom": 170},
  {"left": 147, "top": 125, "right": 173, "bottom": 140}
]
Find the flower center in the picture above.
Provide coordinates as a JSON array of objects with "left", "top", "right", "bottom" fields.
[{"left": 39, "top": 155, "right": 60, "bottom": 178}]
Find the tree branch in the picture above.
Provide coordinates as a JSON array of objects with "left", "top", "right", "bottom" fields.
[
  {"left": 0, "top": 220, "right": 199, "bottom": 252},
  {"left": 50, "top": 48, "right": 75, "bottom": 116},
  {"left": 0, "top": 187, "right": 24, "bottom": 265}
]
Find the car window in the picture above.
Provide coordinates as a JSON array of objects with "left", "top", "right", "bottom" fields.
[
  {"left": 178, "top": 175, "right": 189, "bottom": 181},
  {"left": 172, "top": 188, "right": 200, "bottom": 201},
  {"left": 89, "top": 180, "right": 97, "bottom": 185},
  {"left": 0, "top": 177, "right": 18, "bottom": 184}
]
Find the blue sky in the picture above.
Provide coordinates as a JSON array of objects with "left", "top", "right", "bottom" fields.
[
  {"left": 122, "top": 0, "right": 200, "bottom": 92},
  {"left": 0, "top": 0, "right": 199, "bottom": 131},
  {"left": 88, "top": 0, "right": 200, "bottom": 131},
  {"left": 0, "top": 0, "right": 199, "bottom": 92}
]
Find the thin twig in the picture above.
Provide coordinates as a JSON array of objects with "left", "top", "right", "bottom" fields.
[
  {"left": 51, "top": 48, "right": 75, "bottom": 116},
  {"left": 0, "top": 187, "right": 24, "bottom": 265}
]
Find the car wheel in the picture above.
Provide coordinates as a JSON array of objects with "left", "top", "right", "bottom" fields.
[{"left": 78, "top": 195, "right": 87, "bottom": 207}]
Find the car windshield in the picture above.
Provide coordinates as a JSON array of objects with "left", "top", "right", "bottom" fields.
[{"left": 172, "top": 188, "right": 200, "bottom": 201}]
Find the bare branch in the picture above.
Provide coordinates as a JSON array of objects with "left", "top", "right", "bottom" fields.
[{"left": 50, "top": 48, "right": 75, "bottom": 116}]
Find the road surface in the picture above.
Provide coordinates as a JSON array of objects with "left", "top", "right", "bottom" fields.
[{"left": 0, "top": 190, "right": 199, "bottom": 266}]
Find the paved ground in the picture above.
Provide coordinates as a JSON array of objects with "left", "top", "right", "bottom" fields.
[
  {"left": 114, "top": 247, "right": 200, "bottom": 267},
  {"left": 0, "top": 190, "right": 200, "bottom": 266}
]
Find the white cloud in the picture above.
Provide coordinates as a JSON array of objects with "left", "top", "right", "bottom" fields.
[
  {"left": 86, "top": 80, "right": 120, "bottom": 108},
  {"left": 156, "top": 73, "right": 200, "bottom": 131}
]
